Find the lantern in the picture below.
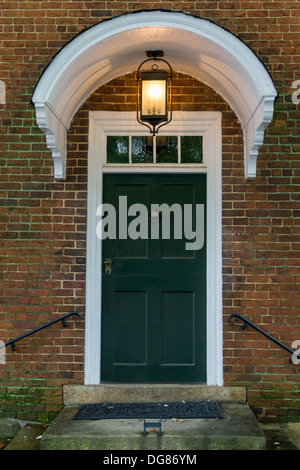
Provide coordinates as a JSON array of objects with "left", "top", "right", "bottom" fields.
[{"left": 137, "top": 51, "right": 172, "bottom": 135}]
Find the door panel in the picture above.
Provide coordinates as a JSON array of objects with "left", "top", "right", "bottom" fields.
[
  {"left": 101, "top": 173, "right": 206, "bottom": 382},
  {"left": 160, "top": 291, "right": 195, "bottom": 365},
  {"left": 113, "top": 291, "right": 147, "bottom": 365}
]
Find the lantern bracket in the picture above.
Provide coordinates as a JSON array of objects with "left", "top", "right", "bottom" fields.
[{"left": 146, "top": 50, "right": 164, "bottom": 59}]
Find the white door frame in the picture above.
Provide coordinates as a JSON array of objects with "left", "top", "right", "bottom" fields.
[{"left": 84, "top": 111, "right": 223, "bottom": 386}]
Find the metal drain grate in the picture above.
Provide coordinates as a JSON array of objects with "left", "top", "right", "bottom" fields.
[{"left": 73, "top": 401, "right": 222, "bottom": 420}]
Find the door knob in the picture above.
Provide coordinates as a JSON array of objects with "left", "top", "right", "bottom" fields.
[{"left": 103, "top": 258, "right": 112, "bottom": 275}]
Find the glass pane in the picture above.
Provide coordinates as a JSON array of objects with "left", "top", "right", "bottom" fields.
[
  {"left": 107, "top": 136, "right": 129, "bottom": 163},
  {"left": 132, "top": 136, "right": 153, "bottom": 163},
  {"left": 156, "top": 136, "right": 178, "bottom": 163},
  {"left": 181, "top": 136, "right": 203, "bottom": 164},
  {"left": 142, "top": 78, "right": 167, "bottom": 117}
]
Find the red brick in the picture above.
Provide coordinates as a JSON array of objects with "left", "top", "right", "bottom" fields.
[{"left": 0, "top": 1, "right": 299, "bottom": 424}]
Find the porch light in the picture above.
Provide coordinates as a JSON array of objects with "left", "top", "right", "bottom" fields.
[{"left": 137, "top": 50, "right": 172, "bottom": 136}]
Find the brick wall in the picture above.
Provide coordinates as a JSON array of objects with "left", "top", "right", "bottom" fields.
[{"left": 0, "top": 2, "right": 299, "bottom": 423}]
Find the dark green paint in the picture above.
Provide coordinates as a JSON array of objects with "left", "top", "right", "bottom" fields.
[{"left": 101, "top": 173, "right": 206, "bottom": 382}]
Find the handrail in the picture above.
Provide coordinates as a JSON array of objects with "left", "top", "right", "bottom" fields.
[
  {"left": 3, "top": 312, "right": 81, "bottom": 351},
  {"left": 227, "top": 313, "right": 300, "bottom": 363}
]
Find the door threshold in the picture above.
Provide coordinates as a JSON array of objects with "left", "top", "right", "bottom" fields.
[{"left": 63, "top": 384, "right": 246, "bottom": 406}]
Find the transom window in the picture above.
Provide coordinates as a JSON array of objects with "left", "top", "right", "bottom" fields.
[{"left": 106, "top": 135, "right": 203, "bottom": 165}]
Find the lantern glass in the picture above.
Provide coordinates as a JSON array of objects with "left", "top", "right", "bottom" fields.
[{"left": 141, "top": 71, "right": 168, "bottom": 122}]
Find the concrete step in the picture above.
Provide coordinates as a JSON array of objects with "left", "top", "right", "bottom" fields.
[
  {"left": 4, "top": 423, "right": 46, "bottom": 451},
  {"left": 41, "top": 403, "right": 266, "bottom": 450},
  {"left": 42, "top": 385, "right": 266, "bottom": 450},
  {"left": 63, "top": 384, "right": 246, "bottom": 406}
]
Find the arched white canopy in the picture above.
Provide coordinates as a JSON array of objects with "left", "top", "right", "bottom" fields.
[{"left": 32, "top": 10, "right": 277, "bottom": 180}]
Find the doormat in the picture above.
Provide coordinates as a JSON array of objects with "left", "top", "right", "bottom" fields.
[{"left": 73, "top": 401, "right": 222, "bottom": 420}]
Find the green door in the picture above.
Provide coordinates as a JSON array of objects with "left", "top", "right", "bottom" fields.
[{"left": 101, "top": 173, "right": 206, "bottom": 382}]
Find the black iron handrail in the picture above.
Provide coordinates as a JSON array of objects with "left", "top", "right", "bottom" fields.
[
  {"left": 227, "top": 313, "right": 300, "bottom": 363},
  {"left": 3, "top": 312, "right": 81, "bottom": 351}
]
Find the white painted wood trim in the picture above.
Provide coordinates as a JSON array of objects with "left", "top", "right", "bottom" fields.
[
  {"left": 84, "top": 117, "right": 102, "bottom": 385},
  {"left": 32, "top": 10, "right": 277, "bottom": 181},
  {"left": 84, "top": 111, "right": 223, "bottom": 386}
]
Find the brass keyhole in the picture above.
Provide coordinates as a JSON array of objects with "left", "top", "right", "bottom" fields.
[{"left": 103, "top": 258, "right": 112, "bottom": 275}]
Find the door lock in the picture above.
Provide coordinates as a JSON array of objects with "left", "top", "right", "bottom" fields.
[{"left": 104, "top": 258, "right": 112, "bottom": 275}]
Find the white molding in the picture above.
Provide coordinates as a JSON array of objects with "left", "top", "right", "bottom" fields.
[
  {"left": 243, "top": 96, "right": 276, "bottom": 179},
  {"left": 84, "top": 111, "right": 223, "bottom": 386},
  {"left": 34, "top": 102, "right": 67, "bottom": 180},
  {"left": 84, "top": 117, "right": 103, "bottom": 385},
  {"left": 32, "top": 10, "right": 277, "bottom": 181}
]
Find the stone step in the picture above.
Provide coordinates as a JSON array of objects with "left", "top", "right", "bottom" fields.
[
  {"left": 41, "top": 403, "right": 266, "bottom": 450},
  {"left": 42, "top": 385, "right": 265, "bottom": 450},
  {"left": 63, "top": 384, "right": 246, "bottom": 406},
  {"left": 4, "top": 423, "right": 46, "bottom": 451}
]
